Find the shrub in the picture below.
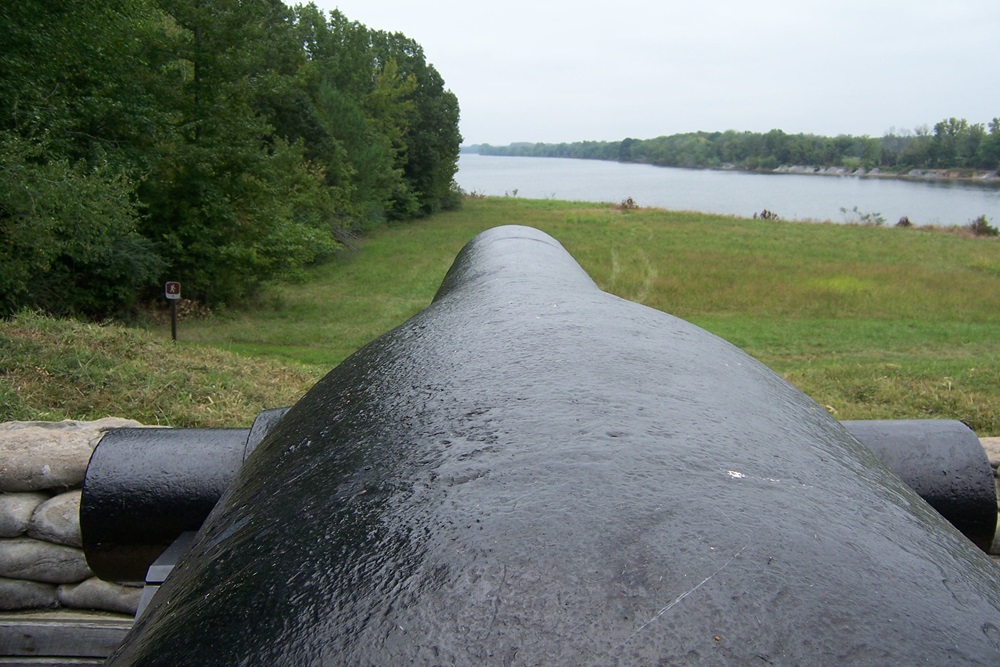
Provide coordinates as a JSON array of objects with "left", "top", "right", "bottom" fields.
[
  {"left": 968, "top": 215, "right": 998, "bottom": 237},
  {"left": 840, "top": 206, "right": 885, "bottom": 226},
  {"left": 440, "top": 181, "right": 465, "bottom": 210},
  {"left": 0, "top": 133, "right": 163, "bottom": 318}
]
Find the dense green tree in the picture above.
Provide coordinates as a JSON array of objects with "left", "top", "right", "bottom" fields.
[
  {"left": 366, "top": 29, "right": 461, "bottom": 216},
  {"left": 300, "top": 12, "right": 462, "bottom": 221},
  {"left": 897, "top": 126, "right": 933, "bottom": 168},
  {"left": 136, "top": 0, "right": 360, "bottom": 305},
  {"left": 1, "top": 0, "right": 463, "bottom": 315},
  {"left": 0, "top": 0, "right": 166, "bottom": 167},
  {"left": 0, "top": 134, "right": 162, "bottom": 317},
  {"left": 979, "top": 119, "right": 1000, "bottom": 170},
  {"left": 0, "top": 0, "right": 166, "bottom": 316},
  {"left": 390, "top": 46, "right": 462, "bottom": 214},
  {"left": 931, "top": 118, "right": 969, "bottom": 167},
  {"left": 294, "top": 8, "right": 409, "bottom": 225}
]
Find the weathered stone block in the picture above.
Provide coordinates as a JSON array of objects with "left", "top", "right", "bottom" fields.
[
  {"left": 0, "top": 430, "right": 94, "bottom": 492},
  {"left": 0, "top": 577, "right": 58, "bottom": 610},
  {"left": 57, "top": 577, "right": 141, "bottom": 615},
  {"left": 0, "top": 538, "right": 91, "bottom": 584},
  {"left": 0, "top": 493, "right": 49, "bottom": 537},
  {"left": 28, "top": 490, "right": 82, "bottom": 547},
  {"left": 982, "top": 437, "right": 1000, "bottom": 469},
  {"left": 0, "top": 419, "right": 145, "bottom": 492}
]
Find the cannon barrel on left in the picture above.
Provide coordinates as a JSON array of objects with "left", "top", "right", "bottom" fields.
[
  {"left": 84, "top": 226, "right": 999, "bottom": 665},
  {"left": 81, "top": 409, "right": 287, "bottom": 582}
]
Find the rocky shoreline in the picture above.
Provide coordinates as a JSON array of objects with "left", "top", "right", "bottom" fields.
[{"left": 769, "top": 164, "right": 1000, "bottom": 184}]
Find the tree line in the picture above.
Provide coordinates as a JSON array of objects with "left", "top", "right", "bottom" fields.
[
  {"left": 476, "top": 118, "right": 1000, "bottom": 173},
  {"left": 1, "top": 0, "right": 462, "bottom": 318}
]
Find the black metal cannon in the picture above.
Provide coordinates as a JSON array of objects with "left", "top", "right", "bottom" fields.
[
  {"left": 82, "top": 415, "right": 998, "bottom": 584},
  {"left": 84, "top": 226, "right": 1000, "bottom": 665}
]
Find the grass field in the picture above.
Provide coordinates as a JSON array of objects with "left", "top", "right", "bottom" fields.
[{"left": 3, "top": 197, "right": 998, "bottom": 432}]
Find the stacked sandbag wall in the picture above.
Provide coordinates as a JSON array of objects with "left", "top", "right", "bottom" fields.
[
  {"left": 986, "top": 437, "right": 1000, "bottom": 561},
  {"left": 0, "top": 419, "right": 145, "bottom": 616}
]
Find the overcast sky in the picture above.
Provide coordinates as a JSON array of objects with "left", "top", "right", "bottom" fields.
[{"left": 312, "top": 0, "right": 1000, "bottom": 146}]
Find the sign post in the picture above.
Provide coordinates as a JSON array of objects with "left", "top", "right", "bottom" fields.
[{"left": 164, "top": 282, "right": 181, "bottom": 342}]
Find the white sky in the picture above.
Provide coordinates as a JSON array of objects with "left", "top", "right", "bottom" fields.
[{"left": 312, "top": 0, "right": 1000, "bottom": 146}]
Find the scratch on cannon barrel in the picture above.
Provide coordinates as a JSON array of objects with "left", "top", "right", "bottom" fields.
[{"left": 88, "top": 226, "right": 1000, "bottom": 665}]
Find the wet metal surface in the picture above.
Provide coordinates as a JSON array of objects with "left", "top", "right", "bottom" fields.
[
  {"left": 108, "top": 226, "right": 1000, "bottom": 665},
  {"left": 244, "top": 407, "right": 290, "bottom": 459},
  {"left": 82, "top": 409, "right": 291, "bottom": 583},
  {"left": 844, "top": 419, "right": 998, "bottom": 551},
  {"left": 80, "top": 412, "right": 994, "bottom": 566},
  {"left": 81, "top": 428, "right": 249, "bottom": 582},
  {"left": 80, "top": 415, "right": 992, "bottom": 565}
]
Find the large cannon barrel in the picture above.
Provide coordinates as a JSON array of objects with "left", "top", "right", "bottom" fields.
[
  {"left": 841, "top": 419, "right": 997, "bottom": 550},
  {"left": 80, "top": 408, "right": 289, "bottom": 582},
  {"left": 80, "top": 427, "right": 247, "bottom": 582},
  {"left": 81, "top": 414, "right": 997, "bottom": 581},
  {"left": 103, "top": 226, "right": 999, "bottom": 664}
]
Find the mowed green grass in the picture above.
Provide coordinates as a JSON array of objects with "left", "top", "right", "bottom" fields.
[{"left": 174, "top": 197, "right": 1000, "bottom": 433}]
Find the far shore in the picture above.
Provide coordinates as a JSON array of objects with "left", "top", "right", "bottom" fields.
[
  {"left": 463, "top": 152, "right": 1000, "bottom": 185},
  {"left": 744, "top": 164, "right": 1000, "bottom": 184}
]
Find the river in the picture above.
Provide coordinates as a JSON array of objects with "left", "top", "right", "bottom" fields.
[{"left": 455, "top": 154, "right": 1000, "bottom": 227}]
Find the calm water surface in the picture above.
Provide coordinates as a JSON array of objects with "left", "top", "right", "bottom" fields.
[{"left": 456, "top": 154, "right": 1000, "bottom": 227}]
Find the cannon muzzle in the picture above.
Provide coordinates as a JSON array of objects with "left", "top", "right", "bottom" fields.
[{"left": 97, "top": 226, "right": 1000, "bottom": 665}]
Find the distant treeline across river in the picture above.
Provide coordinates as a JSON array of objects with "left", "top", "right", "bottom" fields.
[
  {"left": 470, "top": 119, "right": 1000, "bottom": 174},
  {"left": 456, "top": 154, "right": 1000, "bottom": 227}
]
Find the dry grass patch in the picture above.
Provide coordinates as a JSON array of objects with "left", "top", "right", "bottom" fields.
[{"left": 1, "top": 311, "right": 320, "bottom": 427}]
